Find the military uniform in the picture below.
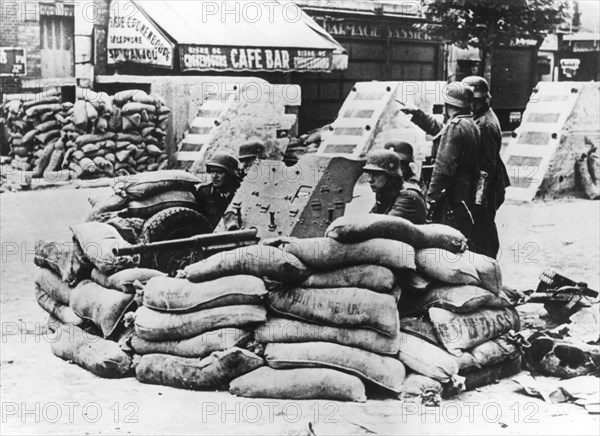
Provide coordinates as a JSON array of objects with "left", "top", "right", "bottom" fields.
[
  {"left": 194, "top": 182, "right": 237, "bottom": 230},
  {"left": 370, "top": 179, "right": 427, "bottom": 225},
  {"left": 408, "top": 109, "right": 480, "bottom": 239}
]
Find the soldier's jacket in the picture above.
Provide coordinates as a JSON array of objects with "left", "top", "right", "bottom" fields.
[
  {"left": 370, "top": 179, "right": 427, "bottom": 225},
  {"left": 193, "top": 182, "right": 237, "bottom": 230},
  {"left": 473, "top": 105, "right": 510, "bottom": 212},
  {"left": 426, "top": 114, "right": 480, "bottom": 204}
]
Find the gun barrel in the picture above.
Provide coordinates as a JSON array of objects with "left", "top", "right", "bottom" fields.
[{"left": 113, "top": 228, "right": 259, "bottom": 257}]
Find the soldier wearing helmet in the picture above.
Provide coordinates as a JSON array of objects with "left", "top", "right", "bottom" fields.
[
  {"left": 238, "top": 141, "right": 267, "bottom": 177},
  {"left": 363, "top": 149, "right": 427, "bottom": 224},
  {"left": 194, "top": 152, "right": 241, "bottom": 229},
  {"left": 400, "top": 82, "right": 481, "bottom": 243},
  {"left": 461, "top": 75, "right": 509, "bottom": 258}
]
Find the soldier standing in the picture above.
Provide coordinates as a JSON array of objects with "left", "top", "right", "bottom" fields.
[
  {"left": 461, "top": 76, "right": 510, "bottom": 258},
  {"left": 363, "top": 149, "right": 427, "bottom": 224},
  {"left": 400, "top": 84, "right": 481, "bottom": 243},
  {"left": 194, "top": 152, "right": 241, "bottom": 230}
]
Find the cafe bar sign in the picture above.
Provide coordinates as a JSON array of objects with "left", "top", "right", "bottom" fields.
[
  {"left": 107, "top": 0, "right": 174, "bottom": 68},
  {"left": 180, "top": 45, "right": 333, "bottom": 72}
]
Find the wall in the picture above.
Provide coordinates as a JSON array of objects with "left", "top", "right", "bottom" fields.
[
  {"left": 95, "top": 75, "right": 300, "bottom": 163},
  {"left": 0, "top": 0, "right": 42, "bottom": 94}
]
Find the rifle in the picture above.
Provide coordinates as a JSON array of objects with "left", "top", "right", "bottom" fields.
[{"left": 112, "top": 228, "right": 260, "bottom": 258}]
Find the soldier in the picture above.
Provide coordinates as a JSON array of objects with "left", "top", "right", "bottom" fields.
[
  {"left": 194, "top": 152, "right": 241, "bottom": 230},
  {"left": 363, "top": 149, "right": 427, "bottom": 224},
  {"left": 384, "top": 140, "right": 423, "bottom": 189},
  {"left": 400, "top": 83, "right": 480, "bottom": 242},
  {"left": 238, "top": 141, "right": 266, "bottom": 177},
  {"left": 461, "top": 75, "right": 510, "bottom": 258}
]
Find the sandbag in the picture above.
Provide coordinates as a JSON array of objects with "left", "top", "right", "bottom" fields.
[
  {"left": 265, "top": 342, "right": 406, "bottom": 393},
  {"left": 326, "top": 214, "right": 467, "bottom": 253},
  {"left": 113, "top": 89, "right": 143, "bottom": 105},
  {"left": 134, "top": 305, "right": 267, "bottom": 341},
  {"left": 413, "top": 285, "right": 504, "bottom": 313},
  {"left": 469, "top": 336, "right": 520, "bottom": 368},
  {"left": 401, "top": 373, "right": 443, "bottom": 403},
  {"left": 255, "top": 317, "right": 399, "bottom": 355},
  {"left": 91, "top": 267, "right": 165, "bottom": 294},
  {"left": 112, "top": 170, "right": 201, "bottom": 200},
  {"left": 121, "top": 102, "right": 156, "bottom": 115},
  {"left": 300, "top": 264, "right": 395, "bottom": 293},
  {"left": 400, "top": 316, "right": 439, "bottom": 345},
  {"left": 34, "top": 240, "right": 92, "bottom": 286},
  {"left": 35, "top": 287, "right": 84, "bottom": 326},
  {"left": 183, "top": 245, "right": 310, "bottom": 284},
  {"left": 142, "top": 275, "right": 266, "bottom": 312},
  {"left": 127, "top": 190, "right": 197, "bottom": 219},
  {"left": 396, "top": 269, "right": 437, "bottom": 293},
  {"left": 268, "top": 237, "right": 415, "bottom": 271},
  {"left": 34, "top": 267, "right": 72, "bottom": 304},
  {"left": 108, "top": 216, "right": 144, "bottom": 243},
  {"left": 74, "top": 132, "right": 116, "bottom": 147},
  {"left": 398, "top": 332, "right": 460, "bottom": 383},
  {"left": 429, "top": 307, "right": 521, "bottom": 357},
  {"left": 70, "top": 280, "right": 136, "bottom": 338},
  {"left": 469, "top": 252, "right": 502, "bottom": 295},
  {"left": 33, "top": 143, "right": 55, "bottom": 177},
  {"left": 49, "top": 321, "right": 133, "bottom": 378},
  {"left": 71, "top": 222, "right": 140, "bottom": 274},
  {"left": 415, "top": 249, "right": 480, "bottom": 285},
  {"left": 135, "top": 348, "right": 263, "bottom": 390},
  {"left": 46, "top": 148, "right": 65, "bottom": 172},
  {"left": 229, "top": 366, "right": 366, "bottom": 402},
  {"left": 129, "top": 328, "right": 251, "bottom": 358},
  {"left": 35, "top": 129, "right": 60, "bottom": 144},
  {"left": 267, "top": 287, "right": 399, "bottom": 336}
]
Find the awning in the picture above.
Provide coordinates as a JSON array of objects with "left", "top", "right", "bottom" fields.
[{"left": 107, "top": 0, "right": 348, "bottom": 73}]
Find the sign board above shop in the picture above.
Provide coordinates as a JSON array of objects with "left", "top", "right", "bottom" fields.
[
  {"left": 107, "top": 0, "right": 175, "bottom": 68},
  {"left": 180, "top": 45, "right": 332, "bottom": 72}
]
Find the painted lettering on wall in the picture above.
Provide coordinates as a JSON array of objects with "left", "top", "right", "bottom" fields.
[{"left": 107, "top": 0, "right": 174, "bottom": 67}]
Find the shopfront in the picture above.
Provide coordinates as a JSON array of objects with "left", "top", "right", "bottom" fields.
[{"left": 291, "top": 11, "right": 445, "bottom": 131}]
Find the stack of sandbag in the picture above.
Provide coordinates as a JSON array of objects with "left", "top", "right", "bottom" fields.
[
  {"left": 2, "top": 89, "right": 70, "bottom": 173},
  {"left": 323, "top": 214, "right": 523, "bottom": 399},
  {"left": 128, "top": 243, "right": 312, "bottom": 391},
  {"left": 86, "top": 169, "right": 201, "bottom": 222},
  {"left": 228, "top": 236, "right": 413, "bottom": 402},
  {"left": 33, "top": 222, "right": 148, "bottom": 377},
  {"left": 63, "top": 88, "right": 170, "bottom": 178}
]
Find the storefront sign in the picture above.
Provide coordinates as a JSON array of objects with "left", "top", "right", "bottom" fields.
[
  {"left": 314, "top": 17, "right": 432, "bottom": 41},
  {"left": 107, "top": 0, "right": 174, "bottom": 68},
  {"left": 0, "top": 47, "right": 26, "bottom": 76},
  {"left": 180, "top": 45, "right": 332, "bottom": 72}
]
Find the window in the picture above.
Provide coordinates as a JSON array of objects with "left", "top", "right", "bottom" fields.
[{"left": 40, "top": 15, "right": 73, "bottom": 51}]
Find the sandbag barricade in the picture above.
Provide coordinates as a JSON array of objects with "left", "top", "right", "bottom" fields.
[{"left": 3, "top": 88, "right": 170, "bottom": 177}]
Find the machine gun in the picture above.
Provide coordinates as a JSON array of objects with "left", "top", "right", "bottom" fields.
[
  {"left": 523, "top": 269, "right": 599, "bottom": 318},
  {"left": 112, "top": 229, "right": 260, "bottom": 274}
]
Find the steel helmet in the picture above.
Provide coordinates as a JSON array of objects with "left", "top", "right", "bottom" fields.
[
  {"left": 363, "top": 149, "right": 403, "bottom": 178},
  {"left": 238, "top": 141, "right": 266, "bottom": 161},
  {"left": 444, "top": 82, "right": 474, "bottom": 109},
  {"left": 384, "top": 140, "right": 414, "bottom": 162},
  {"left": 205, "top": 152, "right": 240, "bottom": 178},
  {"left": 461, "top": 75, "right": 491, "bottom": 98}
]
